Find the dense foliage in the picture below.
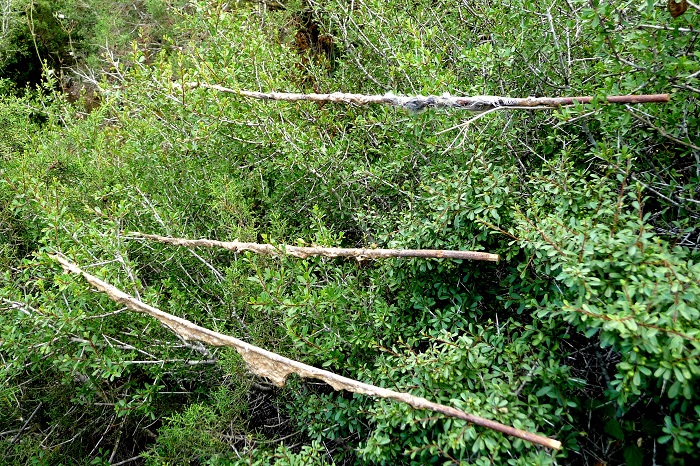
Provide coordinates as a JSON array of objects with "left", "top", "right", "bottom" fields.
[{"left": 1, "top": 0, "right": 698, "bottom": 464}]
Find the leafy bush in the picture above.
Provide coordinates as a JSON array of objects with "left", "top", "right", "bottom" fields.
[
  {"left": 0, "top": 0, "right": 187, "bottom": 91},
  {"left": 1, "top": 0, "right": 699, "bottom": 464}
]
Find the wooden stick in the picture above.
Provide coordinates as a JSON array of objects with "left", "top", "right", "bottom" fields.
[
  {"left": 130, "top": 233, "right": 500, "bottom": 262},
  {"left": 50, "top": 254, "right": 561, "bottom": 450},
  {"left": 179, "top": 82, "right": 669, "bottom": 113}
]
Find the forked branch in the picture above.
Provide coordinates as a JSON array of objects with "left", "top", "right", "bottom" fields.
[
  {"left": 178, "top": 82, "right": 669, "bottom": 113},
  {"left": 50, "top": 254, "right": 560, "bottom": 450},
  {"left": 130, "top": 232, "right": 500, "bottom": 262}
]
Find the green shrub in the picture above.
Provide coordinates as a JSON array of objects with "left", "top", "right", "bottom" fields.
[{"left": 1, "top": 0, "right": 698, "bottom": 464}]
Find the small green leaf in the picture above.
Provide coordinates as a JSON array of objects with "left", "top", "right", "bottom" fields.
[
  {"left": 668, "top": 380, "right": 681, "bottom": 398},
  {"left": 623, "top": 444, "right": 643, "bottom": 466},
  {"left": 605, "top": 418, "right": 625, "bottom": 440}
]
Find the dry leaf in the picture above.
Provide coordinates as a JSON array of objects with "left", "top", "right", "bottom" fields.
[{"left": 669, "top": 0, "right": 689, "bottom": 18}]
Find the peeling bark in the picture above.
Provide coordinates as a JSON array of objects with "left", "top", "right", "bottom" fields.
[
  {"left": 50, "top": 254, "right": 561, "bottom": 450},
  {"left": 177, "top": 82, "right": 669, "bottom": 113},
  {"left": 131, "top": 233, "right": 501, "bottom": 262}
]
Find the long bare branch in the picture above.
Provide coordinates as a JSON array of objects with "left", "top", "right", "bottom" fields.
[
  {"left": 50, "top": 254, "right": 561, "bottom": 450},
  {"left": 177, "top": 82, "right": 669, "bottom": 113},
  {"left": 129, "top": 232, "right": 500, "bottom": 262}
]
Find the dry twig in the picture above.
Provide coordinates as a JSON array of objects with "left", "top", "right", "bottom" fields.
[
  {"left": 177, "top": 82, "right": 669, "bottom": 113},
  {"left": 50, "top": 254, "right": 561, "bottom": 450},
  {"left": 130, "top": 232, "right": 500, "bottom": 262}
]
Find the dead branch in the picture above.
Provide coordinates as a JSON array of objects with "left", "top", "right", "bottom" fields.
[
  {"left": 178, "top": 82, "right": 669, "bottom": 113},
  {"left": 50, "top": 254, "right": 561, "bottom": 450},
  {"left": 11, "top": 403, "right": 42, "bottom": 444},
  {"left": 130, "top": 232, "right": 500, "bottom": 262}
]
